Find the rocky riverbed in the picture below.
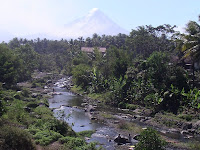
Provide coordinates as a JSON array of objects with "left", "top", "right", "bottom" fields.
[{"left": 20, "top": 72, "right": 199, "bottom": 150}]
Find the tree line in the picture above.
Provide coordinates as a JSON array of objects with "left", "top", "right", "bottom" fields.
[{"left": 0, "top": 17, "right": 200, "bottom": 114}]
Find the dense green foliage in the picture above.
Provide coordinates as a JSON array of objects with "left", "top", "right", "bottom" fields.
[
  {"left": 0, "top": 15, "right": 200, "bottom": 149},
  {"left": 0, "top": 126, "right": 35, "bottom": 150},
  {"left": 135, "top": 128, "right": 166, "bottom": 150},
  {"left": 69, "top": 18, "right": 200, "bottom": 114}
]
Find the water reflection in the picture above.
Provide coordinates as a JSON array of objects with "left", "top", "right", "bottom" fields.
[{"left": 48, "top": 87, "right": 104, "bottom": 132}]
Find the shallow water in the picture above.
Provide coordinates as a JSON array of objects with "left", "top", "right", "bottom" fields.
[
  {"left": 49, "top": 86, "right": 104, "bottom": 132},
  {"left": 49, "top": 79, "right": 200, "bottom": 149},
  {"left": 48, "top": 85, "right": 119, "bottom": 149}
]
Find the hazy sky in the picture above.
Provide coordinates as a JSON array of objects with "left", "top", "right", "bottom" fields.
[{"left": 0, "top": 0, "right": 199, "bottom": 36}]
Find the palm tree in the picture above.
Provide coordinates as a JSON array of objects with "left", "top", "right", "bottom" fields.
[
  {"left": 182, "top": 21, "right": 200, "bottom": 59},
  {"left": 182, "top": 20, "right": 200, "bottom": 87}
]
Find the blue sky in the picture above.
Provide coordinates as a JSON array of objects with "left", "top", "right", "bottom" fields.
[{"left": 0, "top": 0, "right": 199, "bottom": 36}]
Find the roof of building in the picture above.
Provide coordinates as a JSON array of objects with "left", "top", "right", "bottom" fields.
[{"left": 81, "top": 47, "right": 106, "bottom": 53}]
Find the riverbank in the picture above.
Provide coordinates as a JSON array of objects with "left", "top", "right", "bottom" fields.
[
  {"left": 0, "top": 72, "right": 103, "bottom": 150},
  {"left": 69, "top": 82, "right": 200, "bottom": 150}
]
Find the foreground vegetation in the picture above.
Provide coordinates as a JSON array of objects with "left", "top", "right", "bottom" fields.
[{"left": 0, "top": 75, "right": 101, "bottom": 150}]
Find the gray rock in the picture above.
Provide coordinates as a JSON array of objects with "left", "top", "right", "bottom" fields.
[
  {"left": 23, "top": 107, "right": 31, "bottom": 113},
  {"left": 134, "top": 115, "right": 145, "bottom": 120},
  {"left": 46, "top": 80, "right": 52, "bottom": 84},
  {"left": 44, "top": 86, "right": 48, "bottom": 89},
  {"left": 87, "top": 105, "right": 96, "bottom": 112},
  {"left": 193, "top": 120, "right": 200, "bottom": 129},
  {"left": 31, "top": 93, "right": 38, "bottom": 98},
  {"left": 14, "top": 94, "right": 21, "bottom": 99},
  {"left": 90, "top": 117, "right": 97, "bottom": 120},
  {"left": 188, "top": 129, "right": 196, "bottom": 134},
  {"left": 114, "top": 135, "right": 128, "bottom": 144},
  {"left": 81, "top": 103, "right": 88, "bottom": 106},
  {"left": 114, "top": 121, "right": 120, "bottom": 124},
  {"left": 168, "top": 128, "right": 180, "bottom": 134},
  {"left": 133, "top": 134, "right": 140, "bottom": 140},
  {"left": 180, "top": 130, "right": 189, "bottom": 135},
  {"left": 182, "top": 122, "right": 192, "bottom": 130}
]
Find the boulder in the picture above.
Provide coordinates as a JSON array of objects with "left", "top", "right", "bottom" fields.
[
  {"left": 14, "top": 94, "right": 21, "bottom": 99},
  {"left": 180, "top": 130, "right": 189, "bottom": 135},
  {"left": 193, "top": 120, "right": 200, "bottom": 129},
  {"left": 23, "top": 107, "right": 31, "bottom": 113},
  {"left": 31, "top": 93, "right": 38, "bottom": 98},
  {"left": 187, "top": 129, "right": 196, "bottom": 134},
  {"left": 81, "top": 103, "right": 88, "bottom": 106},
  {"left": 44, "top": 86, "right": 48, "bottom": 89},
  {"left": 46, "top": 80, "right": 52, "bottom": 84},
  {"left": 168, "top": 128, "right": 180, "bottom": 134},
  {"left": 114, "top": 120, "right": 120, "bottom": 124},
  {"left": 133, "top": 134, "right": 140, "bottom": 140},
  {"left": 86, "top": 105, "right": 96, "bottom": 112},
  {"left": 114, "top": 135, "right": 128, "bottom": 145},
  {"left": 90, "top": 117, "right": 97, "bottom": 120},
  {"left": 182, "top": 122, "right": 192, "bottom": 130}
]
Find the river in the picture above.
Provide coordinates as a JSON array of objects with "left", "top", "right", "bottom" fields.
[
  {"left": 48, "top": 78, "right": 200, "bottom": 150},
  {"left": 48, "top": 82, "right": 118, "bottom": 149}
]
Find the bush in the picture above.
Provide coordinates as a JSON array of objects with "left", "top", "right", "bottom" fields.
[
  {"left": 59, "top": 137, "right": 85, "bottom": 148},
  {"left": 5, "top": 100, "right": 31, "bottom": 124},
  {"left": 48, "top": 119, "right": 73, "bottom": 136},
  {"left": 34, "top": 106, "right": 53, "bottom": 119},
  {"left": 135, "top": 128, "right": 166, "bottom": 150},
  {"left": 0, "top": 99, "right": 6, "bottom": 116},
  {"left": 33, "top": 129, "right": 62, "bottom": 146},
  {"left": 0, "top": 126, "right": 35, "bottom": 150},
  {"left": 21, "top": 88, "right": 30, "bottom": 97},
  {"left": 118, "top": 102, "right": 126, "bottom": 108},
  {"left": 178, "top": 114, "right": 192, "bottom": 121},
  {"left": 126, "top": 104, "right": 137, "bottom": 110}
]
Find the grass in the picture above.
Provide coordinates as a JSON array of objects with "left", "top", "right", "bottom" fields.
[
  {"left": 77, "top": 130, "right": 95, "bottom": 138},
  {"left": 71, "top": 85, "right": 108, "bottom": 103},
  {"left": 154, "top": 112, "right": 187, "bottom": 128},
  {"left": 0, "top": 75, "right": 78, "bottom": 148},
  {"left": 88, "top": 92, "right": 106, "bottom": 102},
  {"left": 117, "top": 120, "right": 142, "bottom": 134},
  {"left": 99, "top": 112, "right": 116, "bottom": 119},
  {"left": 71, "top": 86, "right": 84, "bottom": 95},
  {"left": 169, "top": 140, "right": 200, "bottom": 150}
]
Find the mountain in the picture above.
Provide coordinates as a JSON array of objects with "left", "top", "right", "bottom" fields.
[
  {"left": 4, "top": 8, "right": 129, "bottom": 41},
  {"left": 58, "top": 8, "right": 129, "bottom": 38}
]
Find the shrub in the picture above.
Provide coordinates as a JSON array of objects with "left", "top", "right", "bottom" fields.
[
  {"left": 0, "top": 126, "right": 35, "bottom": 150},
  {"left": 59, "top": 136, "right": 85, "bottom": 148},
  {"left": 21, "top": 88, "right": 30, "bottom": 97},
  {"left": 33, "top": 129, "right": 62, "bottom": 146},
  {"left": 0, "top": 99, "right": 6, "bottom": 116},
  {"left": 135, "top": 128, "right": 166, "bottom": 150},
  {"left": 34, "top": 106, "right": 53, "bottom": 119},
  {"left": 48, "top": 119, "right": 72, "bottom": 136},
  {"left": 178, "top": 114, "right": 192, "bottom": 121},
  {"left": 118, "top": 102, "right": 126, "bottom": 108},
  {"left": 5, "top": 100, "right": 30, "bottom": 124},
  {"left": 126, "top": 103, "right": 137, "bottom": 110}
]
